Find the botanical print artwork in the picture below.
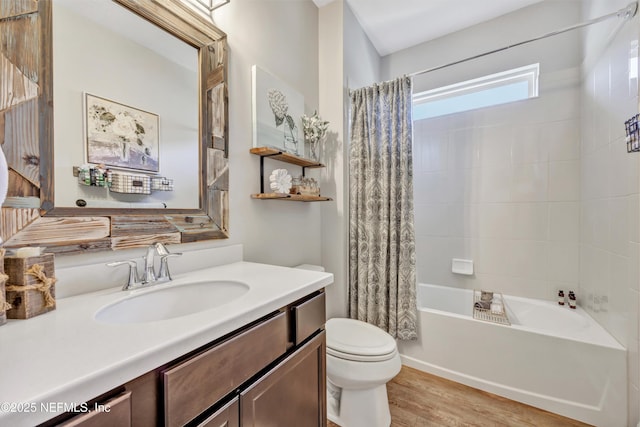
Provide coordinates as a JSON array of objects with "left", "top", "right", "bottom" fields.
[
  {"left": 85, "top": 93, "right": 159, "bottom": 173},
  {"left": 252, "top": 65, "right": 304, "bottom": 155}
]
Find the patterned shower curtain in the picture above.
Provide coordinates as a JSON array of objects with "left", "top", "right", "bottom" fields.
[{"left": 349, "top": 76, "right": 417, "bottom": 340}]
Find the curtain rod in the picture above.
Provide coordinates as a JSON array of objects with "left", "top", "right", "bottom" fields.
[{"left": 407, "top": 1, "right": 639, "bottom": 78}]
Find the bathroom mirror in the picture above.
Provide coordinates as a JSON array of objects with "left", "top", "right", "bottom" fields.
[{"left": 0, "top": 0, "right": 229, "bottom": 253}]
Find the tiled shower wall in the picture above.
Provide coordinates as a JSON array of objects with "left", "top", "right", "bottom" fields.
[
  {"left": 580, "top": 0, "right": 640, "bottom": 423},
  {"left": 413, "top": 68, "right": 582, "bottom": 300}
]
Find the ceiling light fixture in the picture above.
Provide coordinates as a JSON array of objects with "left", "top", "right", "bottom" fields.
[{"left": 193, "top": 0, "right": 229, "bottom": 12}]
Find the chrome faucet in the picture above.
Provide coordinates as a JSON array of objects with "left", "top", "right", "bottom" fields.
[
  {"left": 143, "top": 244, "right": 159, "bottom": 283},
  {"left": 108, "top": 242, "right": 182, "bottom": 290}
]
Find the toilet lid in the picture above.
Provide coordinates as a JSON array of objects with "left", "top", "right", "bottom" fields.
[{"left": 326, "top": 318, "right": 397, "bottom": 361}]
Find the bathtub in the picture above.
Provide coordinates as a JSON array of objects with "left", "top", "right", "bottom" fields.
[{"left": 397, "top": 284, "right": 627, "bottom": 427}]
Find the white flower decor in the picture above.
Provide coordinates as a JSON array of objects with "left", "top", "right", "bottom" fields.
[
  {"left": 301, "top": 111, "right": 329, "bottom": 161},
  {"left": 269, "top": 168, "right": 292, "bottom": 193},
  {"left": 301, "top": 111, "right": 329, "bottom": 144}
]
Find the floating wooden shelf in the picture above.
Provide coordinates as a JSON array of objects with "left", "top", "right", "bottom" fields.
[
  {"left": 249, "top": 147, "right": 332, "bottom": 203},
  {"left": 250, "top": 147, "right": 325, "bottom": 169},
  {"left": 251, "top": 193, "right": 332, "bottom": 202}
]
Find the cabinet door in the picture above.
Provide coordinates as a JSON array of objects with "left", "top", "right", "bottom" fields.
[
  {"left": 197, "top": 397, "right": 239, "bottom": 427},
  {"left": 57, "top": 392, "right": 132, "bottom": 427},
  {"left": 240, "top": 331, "right": 326, "bottom": 427}
]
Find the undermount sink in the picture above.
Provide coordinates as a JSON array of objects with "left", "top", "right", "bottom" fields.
[{"left": 95, "top": 280, "right": 250, "bottom": 324}]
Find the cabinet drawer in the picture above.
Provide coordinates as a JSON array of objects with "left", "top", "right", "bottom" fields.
[
  {"left": 163, "top": 312, "right": 287, "bottom": 427},
  {"left": 292, "top": 292, "right": 325, "bottom": 345},
  {"left": 58, "top": 392, "right": 131, "bottom": 427}
]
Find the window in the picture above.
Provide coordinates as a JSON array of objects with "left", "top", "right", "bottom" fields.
[{"left": 413, "top": 63, "right": 539, "bottom": 120}]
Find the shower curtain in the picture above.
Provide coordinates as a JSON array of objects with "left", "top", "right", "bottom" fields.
[{"left": 349, "top": 76, "right": 417, "bottom": 340}]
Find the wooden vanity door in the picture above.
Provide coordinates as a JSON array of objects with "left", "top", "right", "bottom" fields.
[
  {"left": 197, "top": 398, "right": 239, "bottom": 427},
  {"left": 240, "top": 331, "right": 326, "bottom": 427}
]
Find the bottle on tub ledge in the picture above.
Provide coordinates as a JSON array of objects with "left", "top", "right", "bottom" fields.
[
  {"left": 568, "top": 291, "right": 577, "bottom": 309},
  {"left": 558, "top": 289, "right": 565, "bottom": 306}
]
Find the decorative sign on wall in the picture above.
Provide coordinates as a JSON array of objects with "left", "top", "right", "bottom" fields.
[
  {"left": 251, "top": 65, "right": 304, "bottom": 156},
  {"left": 84, "top": 93, "right": 160, "bottom": 173}
]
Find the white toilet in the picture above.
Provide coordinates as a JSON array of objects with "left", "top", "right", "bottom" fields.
[
  {"left": 293, "top": 264, "right": 401, "bottom": 426},
  {"left": 325, "top": 318, "right": 402, "bottom": 427}
]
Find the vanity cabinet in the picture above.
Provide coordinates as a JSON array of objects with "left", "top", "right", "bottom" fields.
[{"left": 41, "top": 290, "right": 326, "bottom": 427}]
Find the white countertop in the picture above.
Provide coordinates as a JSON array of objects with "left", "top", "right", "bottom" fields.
[{"left": 0, "top": 261, "right": 333, "bottom": 427}]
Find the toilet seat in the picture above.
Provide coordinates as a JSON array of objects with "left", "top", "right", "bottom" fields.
[{"left": 326, "top": 318, "right": 398, "bottom": 362}]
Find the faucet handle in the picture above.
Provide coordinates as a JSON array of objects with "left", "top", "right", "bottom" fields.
[
  {"left": 107, "top": 260, "right": 140, "bottom": 290},
  {"left": 158, "top": 253, "right": 182, "bottom": 281}
]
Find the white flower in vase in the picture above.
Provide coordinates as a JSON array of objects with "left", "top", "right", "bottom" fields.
[{"left": 301, "top": 111, "right": 329, "bottom": 162}]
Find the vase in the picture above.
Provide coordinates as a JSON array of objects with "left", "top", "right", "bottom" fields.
[
  {"left": 283, "top": 121, "right": 299, "bottom": 155},
  {"left": 308, "top": 140, "right": 319, "bottom": 162}
]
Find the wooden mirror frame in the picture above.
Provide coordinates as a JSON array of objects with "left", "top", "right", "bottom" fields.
[{"left": 0, "top": 0, "right": 229, "bottom": 254}]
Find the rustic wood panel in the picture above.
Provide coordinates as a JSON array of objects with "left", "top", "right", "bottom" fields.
[
  {"left": 0, "top": 10, "right": 39, "bottom": 84},
  {"left": 43, "top": 239, "right": 112, "bottom": 255},
  {"left": 7, "top": 169, "right": 38, "bottom": 198},
  {"left": 4, "top": 99, "right": 39, "bottom": 187},
  {"left": 1, "top": 207, "right": 38, "bottom": 243},
  {"left": 3, "top": 216, "right": 110, "bottom": 247},
  {"left": 180, "top": 228, "right": 227, "bottom": 243},
  {"left": 165, "top": 214, "right": 214, "bottom": 231},
  {"left": 0, "top": 52, "right": 39, "bottom": 112},
  {"left": 0, "top": 0, "right": 38, "bottom": 20},
  {"left": 208, "top": 189, "right": 228, "bottom": 232},
  {"left": 114, "top": 0, "right": 224, "bottom": 46},
  {"left": 3, "top": 195, "right": 39, "bottom": 208},
  {"left": 111, "top": 233, "right": 181, "bottom": 251},
  {"left": 110, "top": 215, "right": 179, "bottom": 237},
  {"left": 207, "top": 147, "right": 228, "bottom": 189}
]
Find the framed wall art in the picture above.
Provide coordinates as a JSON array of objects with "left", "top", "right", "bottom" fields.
[
  {"left": 251, "top": 65, "right": 304, "bottom": 156},
  {"left": 85, "top": 93, "right": 160, "bottom": 173}
]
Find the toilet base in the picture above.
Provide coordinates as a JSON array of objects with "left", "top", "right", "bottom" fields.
[{"left": 327, "top": 381, "right": 391, "bottom": 427}]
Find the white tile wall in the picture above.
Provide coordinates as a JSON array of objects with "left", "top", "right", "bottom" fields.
[
  {"left": 579, "top": 5, "right": 639, "bottom": 424},
  {"left": 413, "top": 70, "right": 581, "bottom": 301}
]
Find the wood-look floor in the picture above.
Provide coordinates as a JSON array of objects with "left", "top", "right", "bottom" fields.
[{"left": 328, "top": 366, "right": 593, "bottom": 427}]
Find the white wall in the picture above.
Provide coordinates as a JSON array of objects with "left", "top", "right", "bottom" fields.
[
  {"left": 580, "top": 1, "right": 639, "bottom": 424},
  {"left": 318, "top": 0, "right": 382, "bottom": 318},
  {"left": 57, "top": 0, "right": 323, "bottom": 273}
]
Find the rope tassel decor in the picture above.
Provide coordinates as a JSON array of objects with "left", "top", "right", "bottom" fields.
[
  {"left": 5, "top": 264, "right": 57, "bottom": 308},
  {"left": 4, "top": 254, "right": 57, "bottom": 319}
]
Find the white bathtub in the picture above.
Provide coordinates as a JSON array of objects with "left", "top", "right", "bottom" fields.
[{"left": 397, "top": 284, "right": 627, "bottom": 427}]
